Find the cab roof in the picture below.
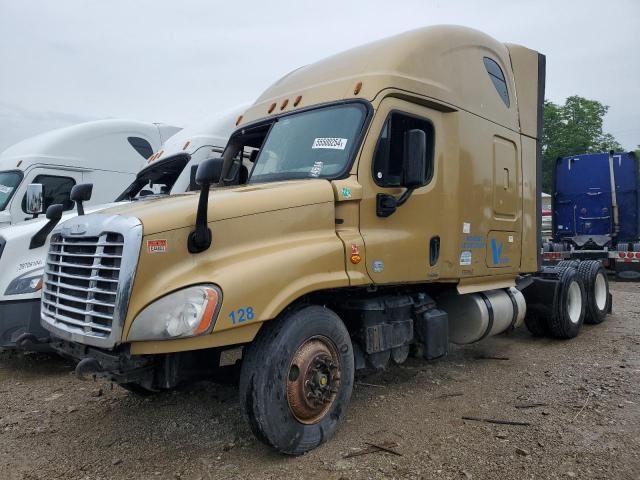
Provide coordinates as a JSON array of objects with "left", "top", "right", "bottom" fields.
[
  {"left": 240, "top": 25, "right": 536, "bottom": 135},
  {"left": 0, "top": 119, "right": 181, "bottom": 173},
  {"left": 144, "top": 105, "right": 248, "bottom": 166}
]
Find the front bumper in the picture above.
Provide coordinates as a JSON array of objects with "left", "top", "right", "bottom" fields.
[
  {"left": 0, "top": 298, "right": 51, "bottom": 350},
  {"left": 51, "top": 339, "right": 156, "bottom": 383}
]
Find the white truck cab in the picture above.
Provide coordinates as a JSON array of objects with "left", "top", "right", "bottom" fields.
[
  {"left": 0, "top": 107, "right": 243, "bottom": 350},
  {"left": 0, "top": 120, "right": 180, "bottom": 227}
]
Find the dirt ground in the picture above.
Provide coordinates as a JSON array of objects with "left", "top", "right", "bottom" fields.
[{"left": 1, "top": 282, "right": 638, "bottom": 480}]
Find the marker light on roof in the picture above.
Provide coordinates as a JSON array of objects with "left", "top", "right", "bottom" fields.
[
  {"left": 235, "top": 115, "right": 243, "bottom": 126},
  {"left": 280, "top": 99, "right": 289, "bottom": 110},
  {"left": 268, "top": 102, "right": 276, "bottom": 114},
  {"left": 294, "top": 95, "right": 302, "bottom": 107},
  {"left": 354, "top": 81, "right": 362, "bottom": 95}
]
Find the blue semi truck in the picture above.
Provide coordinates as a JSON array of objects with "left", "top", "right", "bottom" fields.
[{"left": 543, "top": 151, "right": 640, "bottom": 279}]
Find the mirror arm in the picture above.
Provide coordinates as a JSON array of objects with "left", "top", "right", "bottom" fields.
[
  {"left": 395, "top": 187, "right": 415, "bottom": 207},
  {"left": 30, "top": 205, "right": 64, "bottom": 249},
  {"left": 188, "top": 182, "right": 212, "bottom": 253},
  {"left": 376, "top": 187, "right": 415, "bottom": 218}
]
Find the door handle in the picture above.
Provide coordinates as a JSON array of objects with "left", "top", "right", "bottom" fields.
[{"left": 429, "top": 236, "right": 440, "bottom": 266}]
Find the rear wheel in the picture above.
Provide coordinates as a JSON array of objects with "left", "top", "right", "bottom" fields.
[
  {"left": 239, "top": 306, "right": 354, "bottom": 455},
  {"left": 549, "top": 267, "right": 585, "bottom": 339},
  {"left": 577, "top": 261, "right": 610, "bottom": 324},
  {"left": 524, "top": 307, "right": 550, "bottom": 336}
]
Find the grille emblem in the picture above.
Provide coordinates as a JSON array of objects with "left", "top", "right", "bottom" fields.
[{"left": 70, "top": 223, "right": 88, "bottom": 235}]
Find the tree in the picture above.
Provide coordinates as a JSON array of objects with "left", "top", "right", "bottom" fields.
[{"left": 541, "top": 96, "right": 622, "bottom": 192}]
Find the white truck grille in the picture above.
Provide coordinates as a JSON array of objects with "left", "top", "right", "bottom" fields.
[{"left": 42, "top": 232, "right": 124, "bottom": 338}]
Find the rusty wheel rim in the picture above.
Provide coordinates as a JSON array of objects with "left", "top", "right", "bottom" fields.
[{"left": 287, "top": 336, "right": 341, "bottom": 424}]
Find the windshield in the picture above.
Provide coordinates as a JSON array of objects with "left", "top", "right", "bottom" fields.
[
  {"left": 0, "top": 170, "right": 23, "bottom": 211},
  {"left": 116, "top": 154, "right": 191, "bottom": 201},
  {"left": 249, "top": 103, "right": 367, "bottom": 183}
]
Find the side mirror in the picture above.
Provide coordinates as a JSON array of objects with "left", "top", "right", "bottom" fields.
[
  {"left": 195, "top": 157, "right": 224, "bottom": 185},
  {"left": 29, "top": 204, "right": 64, "bottom": 249},
  {"left": 26, "top": 184, "right": 44, "bottom": 217},
  {"left": 70, "top": 183, "right": 93, "bottom": 216},
  {"left": 188, "top": 158, "right": 224, "bottom": 253},
  {"left": 402, "top": 129, "right": 427, "bottom": 188},
  {"left": 46, "top": 203, "right": 64, "bottom": 221},
  {"left": 376, "top": 129, "right": 427, "bottom": 218}
]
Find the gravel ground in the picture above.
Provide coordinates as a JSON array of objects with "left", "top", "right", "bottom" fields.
[{"left": 1, "top": 281, "right": 638, "bottom": 480}]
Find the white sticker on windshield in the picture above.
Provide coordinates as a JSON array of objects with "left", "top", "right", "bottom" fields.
[
  {"left": 312, "top": 137, "right": 348, "bottom": 150},
  {"left": 0, "top": 185, "right": 13, "bottom": 194},
  {"left": 309, "top": 161, "right": 324, "bottom": 177}
]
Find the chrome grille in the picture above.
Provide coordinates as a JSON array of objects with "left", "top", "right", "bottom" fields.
[
  {"left": 41, "top": 214, "right": 142, "bottom": 348},
  {"left": 42, "top": 232, "right": 124, "bottom": 338}
]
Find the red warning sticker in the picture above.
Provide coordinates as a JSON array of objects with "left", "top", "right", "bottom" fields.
[{"left": 147, "top": 239, "right": 168, "bottom": 254}]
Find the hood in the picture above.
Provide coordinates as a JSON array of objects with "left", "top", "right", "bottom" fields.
[{"left": 99, "top": 179, "right": 336, "bottom": 236}]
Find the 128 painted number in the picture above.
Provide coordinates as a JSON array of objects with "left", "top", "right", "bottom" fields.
[{"left": 229, "top": 307, "right": 255, "bottom": 325}]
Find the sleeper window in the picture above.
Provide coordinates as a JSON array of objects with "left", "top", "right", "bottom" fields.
[
  {"left": 483, "top": 57, "right": 510, "bottom": 107},
  {"left": 372, "top": 112, "right": 434, "bottom": 187}
]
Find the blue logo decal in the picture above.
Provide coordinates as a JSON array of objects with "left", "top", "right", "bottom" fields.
[{"left": 490, "top": 239, "right": 509, "bottom": 265}]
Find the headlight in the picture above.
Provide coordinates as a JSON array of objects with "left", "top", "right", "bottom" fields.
[
  {"left": 5, "top": 269, "right": 44, "bottom": 295},
  {"left": 127, "top": 284, "right": 221, "bottom": 341}
]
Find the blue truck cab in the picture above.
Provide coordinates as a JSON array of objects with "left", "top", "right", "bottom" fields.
[{"left": 545, "top": 151, "right": 640, "bottom": 278}]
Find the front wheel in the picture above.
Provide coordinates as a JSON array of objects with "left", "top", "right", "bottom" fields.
[{"left": 239, "top": 306, "right": 354, "bottom": 455}]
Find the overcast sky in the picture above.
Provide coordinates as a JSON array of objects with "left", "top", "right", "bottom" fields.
[{"left": 0, "top": 0, "right": 638, "bottom": 151}]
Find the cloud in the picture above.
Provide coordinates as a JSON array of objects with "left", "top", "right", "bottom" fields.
[{"left": 0, "top": 0, "right": 638, "bottom": 150}]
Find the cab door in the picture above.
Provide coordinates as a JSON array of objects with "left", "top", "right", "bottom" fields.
[{"left": 358, "top": 98, "right": 444, "bottom": 284}]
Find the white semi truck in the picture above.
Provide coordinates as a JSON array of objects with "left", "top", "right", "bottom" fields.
[
  {"left": 0, "top": 119, "right": 180, "bottom": 227},
  {"left": 0, "top": 108, "right": 243, "bottom": 350}
]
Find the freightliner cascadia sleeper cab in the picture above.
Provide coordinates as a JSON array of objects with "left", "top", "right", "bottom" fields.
[{"left": 40, "top": 26, "right": 611, "bottom": 454}]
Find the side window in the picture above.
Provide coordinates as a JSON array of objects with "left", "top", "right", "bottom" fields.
[
  {"left": 22, "top": 175, "right": 76, "bottom": 212},
  {"left": 128, "top": 136, "right": 154, "bottom": 159},
  {"left": 483, "top": 57, "right": 510, "bottom": 107},
  {"left": 372, "top": 112, "right": 435, "bottom": 187}
]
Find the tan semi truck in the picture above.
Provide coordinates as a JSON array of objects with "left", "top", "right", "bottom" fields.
[{"left": 40, "top": 26, "right": 611, "bottom": 454}]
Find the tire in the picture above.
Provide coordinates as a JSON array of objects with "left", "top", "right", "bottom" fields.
[
  {"left": 239, "top": 306, "right": 354, "bottom": 455},
  {"left": 557, "top": 260, "right": 579, "bottom": 269},
  {"left": 524, "top": 306, "right": 550, "bottom": 336},
  {"left": 549, "top": 267, "right": 586, "bottom": 339},
  {"left": 577, "top": 261, "right": 610, "bottom": 324}
]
